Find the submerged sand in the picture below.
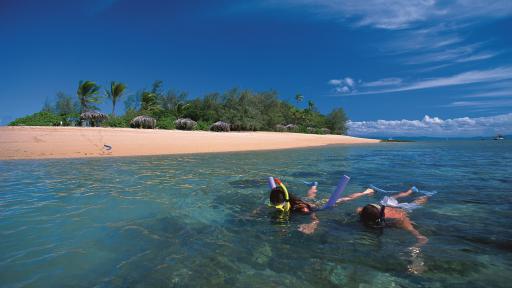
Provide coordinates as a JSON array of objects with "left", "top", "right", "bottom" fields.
[{"left": 0, "top": 126, "right": 380, "bottom": 160}]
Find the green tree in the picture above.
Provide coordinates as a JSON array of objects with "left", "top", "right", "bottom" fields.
[
  {"left": 326, "top": 108, "right": 348, "bottom": 135},
  {"left": 77, "top": 80, "right": 101, "bottom": 113},
  {"left": 290, "top": 108, "right": 305, "bottom": 125},
  {"left": 9, "top": 111, "right": 62, "bottom": 126},
  {"left": 306, "top": 100, "right": 317, "bottom": 113},
  {"left": 41, "top": 97, "right": 53, "bottom": 113},
  {"left": 255, "top": 90, "right": 282, "bottom": 130},
  {"left": 200, "top": 92, "right": 221, "bottom": 122},
  {"left": 159, "top": 89, "right": 188, "bottom": 116},
  {"left": 55, "top": 92, "right": 78, "bottom": 116},
  {"left": 221, "top": 89, "right": 262, "bottom": 131},
  {"left": 174, "top": 101, "right": 190, "bottom": 118},
  {"left": 151, "top": 80, "right": 164, "bottom": 96},
  {"left": 140, "top": 91, "right": 161, "bottom": 116},
  {"left": 295, "top": 93, "right": 304, "bottom": 104},
  {"left": 124, "top": 91, "right": 141, "bottom": 112},
  {"left": 105, "top": 81, "right": 127, "bottom": 116}
]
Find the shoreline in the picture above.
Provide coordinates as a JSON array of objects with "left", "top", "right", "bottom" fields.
[{"left": 0, "top": 126, "right": 380, "bottom": 160}]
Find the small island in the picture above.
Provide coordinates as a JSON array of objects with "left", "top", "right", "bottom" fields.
[{"left": 1, "top": 80, "right": 379, "bottom": 160}]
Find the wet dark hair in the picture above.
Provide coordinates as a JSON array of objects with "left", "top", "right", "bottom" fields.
[
  {"left": 270, "top": 187, "right": 312, "bottom": 214},
  {"left": 360, "top": 204, "right": 383, "bottom": 226},
  {"left": 270, "top": 187, "right": 286, "bottom": 205}
]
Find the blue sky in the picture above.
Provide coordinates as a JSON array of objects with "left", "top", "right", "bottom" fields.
[{"left": 0, "top": 0, "right": 511, "bottom": 136}]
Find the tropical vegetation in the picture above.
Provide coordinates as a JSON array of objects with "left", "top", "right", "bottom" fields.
[
  {"left": 9, "top": 80, "right": 349, "bottom": 134},
  {"left": 105, "top": 81, "right": 127, "bottom": 116},
  {"left": 77, "top": 80, "right": 101, "bottom": 113}
]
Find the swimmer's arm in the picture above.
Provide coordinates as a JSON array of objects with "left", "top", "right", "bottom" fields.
[
  {"left": 401, "top": 218, "right": 428, "bottom": 246},
  {"left": 335, "top": 188, "right": 374, "bottom": 204},
  {"left": 298, "top": 213, "right": 319, "bottom": 234},
  {"left": 392, "top": 188, "right": 414, "bottom": 200}
]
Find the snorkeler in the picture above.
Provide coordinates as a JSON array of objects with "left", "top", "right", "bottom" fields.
[
  {"left": 357, "top": 187, "right": 429, "bottom": 245},
  {"left": 357, "top": 186, "right": 433, "bottom": 274},
  {"left": 269, "top": 177, "right": 374, "bottom": 234}
]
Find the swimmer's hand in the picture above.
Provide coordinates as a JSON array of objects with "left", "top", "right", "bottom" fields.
[
  {"left": 416, "top": 235, "right": 428, "bottom": 246},
  {"left": 363, "top": 188, "right": 375, "bottom": 195},
  {"left": 298, "top": 214, "right": 319, "bottom": 234},
  {"left": 306, "top": 186, "right": 318, "bottom": 199},
  {"left": 298, "top": 222, "right": 318, "bottom": 234}
]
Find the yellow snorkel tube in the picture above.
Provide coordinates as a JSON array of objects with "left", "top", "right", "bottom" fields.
[{"left": 272, "top": 178, "right": 290, "bottom": 212}]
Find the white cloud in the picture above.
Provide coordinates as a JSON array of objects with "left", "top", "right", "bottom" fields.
[
  {"left": 333, "top": 66, "right": 512, "bottom": 95},
  {"left": 348, "top": 113, "right": 512, "bottom": 137},
  {"left": 336, "top": 86, "right": 350, "bottom": 93},
  {"left": 329, "top": 77, "right": 357, "bottom": 93},
  {"left": 277, "top": 0, "right": 439, "bottom": 30},
  {"left": 455, "top": 52, "right": 499, "bottom": 63},
  {"left": 462, "top": 88, "right": 512, "bottom": 98},
  {"left": 361, "top": 77, "right": 402, "bottom": 87},
  {"left": 345, "top": 77, "right": 355, "bottom": 87},
  {"left": 404, "top": 42, "right": 484, "bottom": 64},
  {"left": 382, "top": 24, "right": 466, "bottom": 54},
  {"left": 446, "top": 99, "right": 512, "bottom": 108},
  {"left": 273, "top": 0, "right": 512, "bottom": 30},
  {"left": 400, "top": 41, "right": 499, "bottom": 66}
]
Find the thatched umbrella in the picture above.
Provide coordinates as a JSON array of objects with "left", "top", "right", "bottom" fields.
[
  {"left": 210, "top": 121, "right": 230, "bottom": 132},
  {"left": 80, "top": 111, "right": 108, "bottom": 127},
  {"left": 285, "top": 124, "right": 298, "bottom": 132},
  {"left": 275, "top": 124, "right": 286, "bottom": 132},
  {"left": 130, "top": 115, "right": 156, "bottom": 129},
  {"left": 175, "top": 118, "right": 197, "bottom": 130},
  {"left": 320, "top": 128, "right": 331, "bottom": 134}
]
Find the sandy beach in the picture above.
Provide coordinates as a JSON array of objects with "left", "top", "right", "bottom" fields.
[{"left": 0, "top": 126, "right": 379, "bottom": 160}]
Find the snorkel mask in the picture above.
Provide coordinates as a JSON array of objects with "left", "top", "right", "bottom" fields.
[
  {"left": 368, "top": 203, "right": 386, "bottom": 227},
  {"left": 268, "top": 177, "right": 290, "bottom": 212}
]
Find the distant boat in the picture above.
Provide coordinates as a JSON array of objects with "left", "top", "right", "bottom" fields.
[{"left": 494, "top": 134, "right": 505, "bottom": 140}]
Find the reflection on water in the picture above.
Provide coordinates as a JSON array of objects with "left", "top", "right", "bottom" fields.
[{"left": 1, "top": 141, "right": 512, "bottom": 287}]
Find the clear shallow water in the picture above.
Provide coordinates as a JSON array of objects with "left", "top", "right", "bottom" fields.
[{"left": 1, "top": 140, "right": 511, "bottom": 287}]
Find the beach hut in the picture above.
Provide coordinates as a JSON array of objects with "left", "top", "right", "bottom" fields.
[
  {"left": 320, "top": 128, "right": 331, "bottom": 134},
  {"left": 130, "top": 115, "right": 156, "bottom": 129},
  {"left": 80, "top": 111, "right": 108, "bottom": 127},
  {"left": 275, "top": 124, "right": 286, "bottom": 132},
  {"left": 175, "top": 118, "right": 197, "bottom": 130},
  {"left": 285, "top": 124, "right": 298, "bottom": 132},
  {"left": 307, "top": 127, "right": 316, "bottom": 134},
  {"left": 210, "top": 121, "right": 230, "bottom": 132}
]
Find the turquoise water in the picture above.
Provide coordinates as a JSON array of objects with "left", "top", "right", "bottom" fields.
[{"left": 1, "top": 140, "right": 511, "bottom": 287}]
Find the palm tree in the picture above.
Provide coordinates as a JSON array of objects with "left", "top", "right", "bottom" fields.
[
  {"left": 141, "top": 91, "right": 160, "bottom": 115},
  {"left": 174, "top": 101, "right": 190, "bottom": 118},
  {"left": 307, "top": 100, "right": 316, "bottom": 112},
  {"left": 295, "top": 93, "right": 304, "bottom": 104},
  {"left": 77, "top": 80, "right": 101, "bottom": 113},
  {"left": 105, "top": 81, "right": 126, "bottom": 116}
]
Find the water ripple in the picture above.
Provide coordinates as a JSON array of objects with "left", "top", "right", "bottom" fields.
[{"left": 0, "top": 141, "right": 511, "bottom": 287}]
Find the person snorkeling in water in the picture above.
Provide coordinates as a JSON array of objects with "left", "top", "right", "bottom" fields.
[
  {"left": 269, "top": 177, "right": 374, "bottom": 234},
  {"left": 357, "top": 187, "right": 430, "bottom": 274},
  {"left": 357, "top": 187, "right": 429, "bottom": 244}
]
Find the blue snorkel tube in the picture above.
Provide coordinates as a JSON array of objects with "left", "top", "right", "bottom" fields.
[{"left": 268, "top": 177, "right": 277, "bottom": 190}]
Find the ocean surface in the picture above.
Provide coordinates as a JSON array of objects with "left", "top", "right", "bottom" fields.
[{"left": 1, "top": 140, "right": 511, "bottom": 287}]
